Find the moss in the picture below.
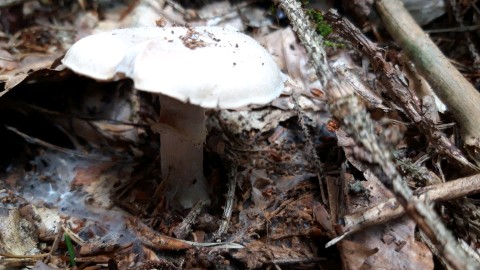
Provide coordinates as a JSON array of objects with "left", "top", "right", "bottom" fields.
[
  {"left": 305, "top": 9, "right": 332, "bottom": 38},
  {"left": 324, "top": 40, "right": 345, "bottom": 48},
  {"left": 305, "top": 8, "right": 344, "bottom": 47}
]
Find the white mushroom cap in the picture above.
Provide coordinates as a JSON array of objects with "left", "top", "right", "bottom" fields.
[{"left": 62, "top": 26, "right": 285, "bottom": 109}]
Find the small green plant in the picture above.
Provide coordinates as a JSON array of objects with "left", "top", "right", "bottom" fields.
[
  {"left": 306, "top": 9, "right": 344, "bottom": 48},
  {"left": 305, "top": 9, "right": 332, "bottom": 38},
  {"left": 64, "top": 233, "right": 76, "bottom": 267}
]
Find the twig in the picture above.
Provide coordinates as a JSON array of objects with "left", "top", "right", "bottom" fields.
[
  {"left": 327, "top": 172, "right": 480, "bottom": 247},
  {"left": 419, "top": 230, "right": 451, "bottom": 270},
  {"left": 331, "top": 94, "right": 476, "bottom": 269},
  {"left": 6, "top": 126, "right": 113, "bottom": 161},
  {"left": 375, "top": 0, "right": 480, "bottom": 163},
  {"left": 272, "top": 257, "right": 325, "bottom": 265},
  {"left": 291, "top": 94, "right": 327, "bottom": 205},
  {"left": 173, "top": 200, "right": 206, "bottom": 239},
  {"left": 274, "top": 0, "right": 339, "bottom": 93},
  {"left": 62, "top": 225, "right": 86, "bottom": 246},
  {"left": 128, "top": 218, "right": 243, "bottom": 250},
  {"left": 323, "top": 10, "right": 478, "bottom": 171},
  {"left": 448, "top": 0, "right": 480, "bottom": 68},
  {"left": 214, "top": 161, "right": 237, "bottom": 238},
  {"left": 274, "top": 1, "right": 478, "bottom": 269},
  {"left": 331, "top": 61, "right": 389, "bottom": 111},
  {"left": 425, "top": 25, "right": 480, "bottom": 34},
  {"left": 43, "top": 226, "right": 65, "bottom": 264},
  {"left": 0, "top": 253, "right": 49, "bottom": 259}
]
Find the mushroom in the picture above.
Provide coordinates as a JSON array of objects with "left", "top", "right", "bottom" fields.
[{"left": 61, "top": 26, "right": 285, "bottom": 208}]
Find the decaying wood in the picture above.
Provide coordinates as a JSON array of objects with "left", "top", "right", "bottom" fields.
[
  {"left": 375, "top": 0, "right": 480, "bottom": 164},
  {"left": 275, "top": 0, "right": 479, "bottom": 269}
]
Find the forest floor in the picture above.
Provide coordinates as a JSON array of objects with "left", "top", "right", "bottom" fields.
[{"left": 1, "top": 0, "right": 480, "bottom": 269}]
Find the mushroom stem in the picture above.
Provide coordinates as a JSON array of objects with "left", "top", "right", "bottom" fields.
[{"left": 159, "top": 94, "right": 209, "bottom": 208}]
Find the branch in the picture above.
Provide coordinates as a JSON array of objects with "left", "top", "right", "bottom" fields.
[
  {"left": 327, "top": 173, "right": 480, "bottom": 247},
  {"left": 323, "top": 10, "right": 478, "bottom": 171},
  {"left": 274, "top": 0, "right": 479, "bottom": 269},
  {"left": 375, "top": 0, "right": 480, "bottom": 163}
]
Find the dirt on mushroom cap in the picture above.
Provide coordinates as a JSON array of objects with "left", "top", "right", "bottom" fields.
[{"left": 61, "top": 26, "right": 286, "bottom": 109}]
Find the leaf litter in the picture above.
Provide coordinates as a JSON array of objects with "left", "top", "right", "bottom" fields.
[{"left": 0, "top": 0, "right": 479, "bottom": 269}]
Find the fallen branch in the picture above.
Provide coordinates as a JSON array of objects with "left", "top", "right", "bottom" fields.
[
  {"left": 323, "top": 9, "right": 478, "bottom": 171},
  {"left": 326, "top": 173, "right": 480, "bottom": 247},
  {"left": 375, "top": 0, "right": 480, "bottom": 164}
]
